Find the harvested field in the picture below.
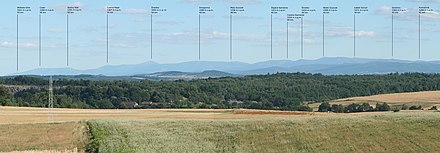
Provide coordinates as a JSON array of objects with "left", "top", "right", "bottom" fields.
[
  {"left": 0, "top": 107, "right": 331, "bottom": 124},
  {"left": 309, "top": 91, "right": 440, "bottom": 110},
  {"left": 232, "top": 109, "right": 313, "bottom": 115},
  {"left": 338, "top": 91, "right": 440, "bottom": 103},
  {"left": 0, "top": 122, "right": 87, "bottom": 152}
]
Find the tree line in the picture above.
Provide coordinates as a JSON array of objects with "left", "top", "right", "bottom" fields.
[
  {"left": 318, "top": 102, "right": 392, "bottom": 113},
  {"left": 1, "top": 72, "right": 440, "bottom": 111},
  {"left": 318, "top": 102, "right": 438, "bottom": 113}
]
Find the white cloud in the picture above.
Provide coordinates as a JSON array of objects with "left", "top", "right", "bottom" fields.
[
  {"left": 22, "top": 43, "right": 37, "bottom": 48},
  {"left": 0, "top": 41, "right": 38, "bottom": 49},
  {"left": 326, "top": 27, "right": 375, "bottom": 38},
  {"left": 356, "top": 31, "right": 376, "bottom": 37},
  {"left": 376, "top": 6, "right": 440, "bottom": 22},
  {"left": 124, "top": 9, "right": 149, "bottom": 15},
  {"left": 211, "top": 31, "right": 228, "bottom": 39},
  {"left": 47, "top": 29, "right": 63, "bottom": 33},
  {"left": 53, "top": 2, "right": 84, "bottom": 12},
  {"left": 375, "top": 6, "right": 392, "bottom": 16},
  {"left": 1, "top": 41, "right": 14, "bottom": 48},
  {"left": 303, "top": 39, "right": 317, "bottom": 45},
  {"left": 421, "top": 10, "right": 440, "bottom": 20},
  {"left": 156, "top": 30, "right": 268, "bottom": 44},
  {"left": 101, "top": 29, "right": 318, "bottom": 47}
]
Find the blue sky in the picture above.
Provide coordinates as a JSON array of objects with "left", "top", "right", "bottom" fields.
[{"left": 0, "top": 0, "right": 439, "bottom": 75}]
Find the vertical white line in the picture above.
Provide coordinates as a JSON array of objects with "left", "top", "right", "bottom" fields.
[
  {"left": 67, "top": 14, "right": 69, "bottom": 66},
  {"left": 39, "top": 14, "right": 42, "bottom": 66},
  {"left": 230, "top": 14, "right": 232, "bottom": 60},
  {"left": 17, "top": 14, "right": 19, "bottom": 71},
  {"left": 107, "top": 13, "right": 109, "bottom": 63},
  {"left": 199, "top": 13, "right": 201, "bottom": 60}
]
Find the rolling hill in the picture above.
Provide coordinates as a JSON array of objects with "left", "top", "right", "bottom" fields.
[{"left": 12, "top": 57, "right": 440, "bottom": 76}]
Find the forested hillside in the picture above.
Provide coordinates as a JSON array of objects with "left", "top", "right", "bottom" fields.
[{"left": 1, "top": 73, "right": 440, "bottom": 111}]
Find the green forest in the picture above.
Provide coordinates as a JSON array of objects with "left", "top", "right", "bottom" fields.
[{"left": 1, "top": 73, "right": 440, "bottom": 111}]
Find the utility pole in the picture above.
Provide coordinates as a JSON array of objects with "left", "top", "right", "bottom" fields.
[{"left": 48, "top": 76, "right": 53, "bottom": 123}]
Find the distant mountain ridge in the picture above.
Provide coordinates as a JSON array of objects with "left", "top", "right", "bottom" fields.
[
  {"left": 134, "top": 70, "right": 238, "bottom": 80},
  {"left": 12, "top": 57, "right": 440, "bottom": 77}
]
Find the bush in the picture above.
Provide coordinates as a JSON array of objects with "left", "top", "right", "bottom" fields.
[
  {"left": 318, "top": 102, "right": 331, "bottom": 112},
  {"left": 345, "top": 103, "right": 373, "bottom": 113},
  {"left": 392, "top": 106, "right": 401, "bottom": 112},
  {"left": 409, "top": 105, "right": 423, "bottom": 110},
  {"left": 429, "top": 106, "right": 438, "bottom": 110},
  {"left": 376, "top": 102, "right": 391, "bottom": 111},
  {"left": 331, "top": 104, "right": 344, "bottom": 113},
  {"left": 401, "top": 104, "right": 409, "bottom": 110}
]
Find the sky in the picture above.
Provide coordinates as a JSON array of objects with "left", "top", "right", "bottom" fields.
[{"left": 0, "top": 0, "right": 439, "bottom": 75}]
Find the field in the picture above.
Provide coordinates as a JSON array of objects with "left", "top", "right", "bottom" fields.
[
  {"left": 309, "top": 91, "right": 440, "bottom": 110},
  {"left": 1, "top": 106, "right": 440, "bottom": 153},
  {"left": 87, "top": 112, "right": 440, "bottom": 153},
  {"left": 0, "top": 107, "right": 314, "bottom": 124},
  {"left": 0, "top": 122, "right": 87, "bottom": 152},
  {"left": 1, "top": 90, "right": 440, "bottom": 152}
]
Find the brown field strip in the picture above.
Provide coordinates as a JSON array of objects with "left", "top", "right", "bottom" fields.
[
  {"left": 0, "top": 107, "right": 334, "bottom": 124},
  {"left": 0, "top": 122, "right": 87, "bottom": 152}
]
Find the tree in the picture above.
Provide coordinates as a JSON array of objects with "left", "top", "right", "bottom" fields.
[
  {"left": 346, "top": 103, "right": 360, "bottom": 113},
  {"left": 429, "top": 106, "right": 438, "bottom": 110},
  {"left": 331, "top": 104, "right": 344, "bottom": 113},
  {"left": 96, "top": 100, "right": 115, "bottom": 109},
  {"left": 409, "top": 105, "right": 422, "bottom": 110},
  {"left": 318, "top": 102, "right": 331, "bottom": 112},
  {"left": 360, "top": 103, "right": 373, "bottom": 112},
  {"left": 0, "top": 87, "right": 11, "bottom": 106},
  {"left": 376, "top": 102, "right": 391, "bottom": 111},
  {"left": 401, "top": 104, "right": 409, "bottom": 110},
  {"left": 3, "top": 73, "right": 440, "bottom": 111}
]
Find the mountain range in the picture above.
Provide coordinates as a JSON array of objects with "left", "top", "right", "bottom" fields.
[{"left": 12, "top": 57, "right": 440, "bottom": 78}]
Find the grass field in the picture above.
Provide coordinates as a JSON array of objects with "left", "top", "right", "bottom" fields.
[{"left": 87, "top": 112, "right": 440, "bottom": 153}]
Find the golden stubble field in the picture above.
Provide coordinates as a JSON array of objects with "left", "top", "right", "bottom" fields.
[
  {"left": 309, "top": 91, "right": 440, "bottom": 109},
  {"left": 0, "top": 106, "right": 323, "bottom": 124}
]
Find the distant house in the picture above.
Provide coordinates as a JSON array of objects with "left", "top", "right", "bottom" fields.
[
  {"left": 227, "top": 100, "right": 244, "bottom": 104},
  {"left": 135, "top": 101, "right": 174, "bottom": 108},
  {"left": 120, "top": 102, "right": 139, "bottom": 108},
  {"left": 140, "top": 102, "right": 153, "bottom": 105}
]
